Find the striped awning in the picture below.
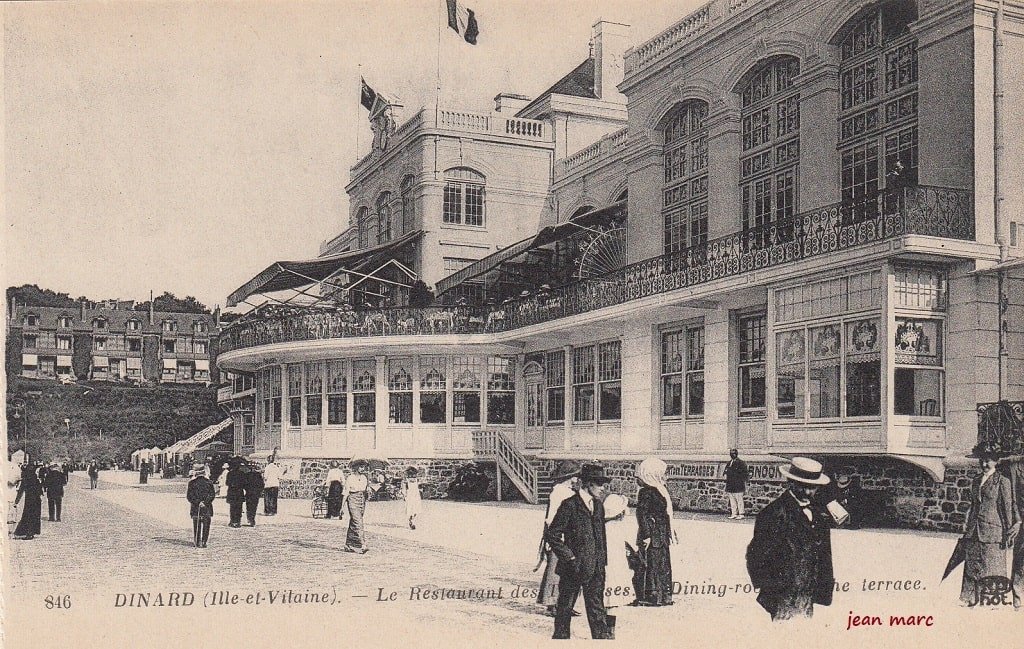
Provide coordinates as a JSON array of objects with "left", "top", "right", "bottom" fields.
[
  {"left": 92, "top": 356, "right": 109, "bottom": 368},
  {"left": 21, "top": 353, "right": 38, "bottom": 365}
]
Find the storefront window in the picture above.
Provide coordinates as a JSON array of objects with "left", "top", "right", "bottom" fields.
[
  {"left": 352, "top": 359, "right": 376, "bottom": 423},
  {"left": 487, "top": 357, "right": 516, "bottom": 424},
  {"left": 419, "top": 356, "right": 446, "bottom": 424},
  {"left": 305, "top": 361, "right": 323, "bottom": 426},
  {"left": 776, "top": 329, "right": 806, "bottom": 419},
  {"left": 327, "top": 360, "right": 347, "bottom": 425},
  {"left": 545, "top": 350, "right": 565, "bottom": 423},
  {"left": 453, "top": 357, "right": 482, "bottom": 424},
  {"left": 739, "top": 315, "right": 767, "bottom": 414},
  {"left": 388, "top": 358, "right": 413, "bottom": 424},
  {"left": 846, "top": 319, "right": 881, "bottom": 416},
  {"left": 808, "top": 325, "right": 841, "bottom": 418}
]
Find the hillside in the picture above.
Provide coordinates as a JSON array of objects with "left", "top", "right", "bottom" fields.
[{"left": 7, "top": 377, "right": 227, "bottom": 465}]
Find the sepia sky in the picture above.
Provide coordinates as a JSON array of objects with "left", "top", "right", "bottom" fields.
[{"left": 3, "top": 0, "right": 700, "bottom": 311}]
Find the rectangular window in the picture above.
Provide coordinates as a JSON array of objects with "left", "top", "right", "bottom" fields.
[
  {"left": 288, "top": 363, "right": 303, "bottom": 427},
  {"left": 443, "top": 182, "right": 462, "bottom": 223},
  {"left": 305, "top": 361, "right": 324, "bottom": 426},
  {"left": 573, "top": 346, "right": 595, "bottom": 422},
  {"left": 739, "top": 314, "right": 767, "bottom": 414},
  {"left": 776, "top": 330, "right": 806, "bottom": 419},
  {"left": 388, "top": 358, "right": 413, "bottom": 424},
  {"left": 163, "top": 339, "right": 175, "bottom": 354},
  {"left": 885, "top": 43, "right": 917, "bottom": 93},
  {"left": 686, "top": 328, "right": 705, "bottom": 416},
  {"left": 453, "top": 357, "right": 482, "bottom": 424},
  {"left": 894, "top": 368, "right": 942, "bottom": 416},
  {"left": 742, "top": 178, "right": 773, "bottom": 230},
  {"left": 57, "top": 335, "right": 72, "bottom": 351},
  {"left": 664, "top": 208, "right": 687, "bottom": 255},
  {"left": 841, "top": 142, "right": 880, "bottom": 223},
  {"left": 545, "top": 350, "right": 565, "bottom": 423},
  {"left": 884, "top": 126, "right": 918, "bottom": 188},
  {"left": 419, "top": 356, "right": 446, "bottom": 424},
  {"left": 598, "top": 341, "right": 621, "bottom": 421},
  {"left": 487, "top": 356, "right": 516, "bottom": 425},
  {"left": 465, "top": 185, "right": 484, "bottom": 226},
  {"left": 352, "top": 359, "right": 376, "bottom": 424},
  {"left": 808, "top": 324, "right": 842, "bottom": 418},
  {"left": 23, "top": 334, "right": 37, "bottom": 349},
  {"left": 327, "top": 360, "right": 347, "bottom": 425},
  {"left": 128, "top": 338, "right": 141, "bottom": 352},
  {"left": 689, "top": 202, "right": 708, "bottom": 247},
  {"left": 776, "top": 95, "right": 800, "bottom": 137},
  {"left": 265, "top": 366, "right": 282, "bottom": 424},
  {"left": 840, "top": 60, "right": 878, "bottom": 111},
  {"left": 661, "top": 331, "right": 684, "bottom": 417}
]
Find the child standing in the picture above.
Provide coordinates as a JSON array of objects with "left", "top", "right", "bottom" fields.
[
  {"left": 186, "top": 464, "right": 216, "bottom": 548},
  {"left": 403, "top": 467, "right": 422, "bottom": 530}
]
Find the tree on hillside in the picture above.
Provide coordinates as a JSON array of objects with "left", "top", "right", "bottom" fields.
[
  {"left": 135, "top": 292, "right": 211, "bottom": 314},
  {"left": 7, "top": 284, "right": 78, "bottom": 308}
]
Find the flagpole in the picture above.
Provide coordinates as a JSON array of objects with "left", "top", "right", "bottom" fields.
[
  {"left": 357, "top": 63, "right": 362, "bottom": 163},
  {"left": 435, "top": 0, "right": 442, "bottom": 124}
]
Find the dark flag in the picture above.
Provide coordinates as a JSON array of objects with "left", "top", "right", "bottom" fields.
[
  {"left": 360, "top": 77, "right": 377, "bottom": 111},
  {"left": 446, "top": 0, "right": 479, "bottom": 45}
]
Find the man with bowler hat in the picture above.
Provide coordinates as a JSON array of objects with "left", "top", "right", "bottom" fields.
[
  {"left": 243, "top": 462, "right": 264, "bottom": 527},
  {"left": 746, "top": 456, "right": 834, "bottom": 621},
  {"left": 544, "top": 463, "right": 612, "bottom": 639},
  {"left": 225, "top": 457, "right": 246, "bottom": 528}
]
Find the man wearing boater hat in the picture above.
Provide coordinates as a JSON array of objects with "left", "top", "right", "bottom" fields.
[
  {"left": 544, "top": 463, "right": 613, "bottom": 639},
  {"left": 746, "top": 456, "right": 834, "bottom": 621}
]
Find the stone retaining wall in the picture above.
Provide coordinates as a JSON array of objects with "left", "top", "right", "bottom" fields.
[{"left": 261, "top": 458, "right": 473, "bottom": 500}]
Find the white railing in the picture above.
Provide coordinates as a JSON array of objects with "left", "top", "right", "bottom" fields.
[
  {"left": 471, "top": 429, "right": 539, "bottom": 503},
  {"left": 556, "top": 127, "right": 629, "bottom": 178},
  {"left": 624, "top": 0, "right": 761, "bottom": 76}
]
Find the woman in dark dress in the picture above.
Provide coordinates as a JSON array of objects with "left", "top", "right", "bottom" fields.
[
  {"left": 635, "top": 457, "right": 677, "bottom": 606},
  {"left": 14, "top": 463, "right": 43, "bottom": 540}
]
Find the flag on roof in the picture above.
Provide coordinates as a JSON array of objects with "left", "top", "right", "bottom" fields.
[
  {"left": 360, "top": 77, "right": 377, "bottom": 111},
  {"left": 446, "top": 0, "right": 479, "bottom": 45}
]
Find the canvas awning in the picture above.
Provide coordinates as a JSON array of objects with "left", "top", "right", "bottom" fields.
[
  {"left": 162, "top": 358, "right": 177, "bottom": 369},
  {"left": 127, "top": 357, "right": 142, "bottom": 369},
  {"left": 21, "top": 353, "right": 38, "bottom": 365},
  {"left": 227, "top": 229, "right": 425, "bottom": 307},
  {"left": 57, "top": 355, "right": 73, "bottom": 366},
  {"left": 195, "top": 359, "right": 210, "bottom": 371},
  {"left": 435, "top": 201, "right": 626, "bottom": 295},
  {"left": 92, "top": 356, "right": 109, "bottom": 368}
]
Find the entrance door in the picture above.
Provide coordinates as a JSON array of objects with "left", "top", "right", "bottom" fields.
[{"left": 524, "top": 365, "right": 545, "bottom": 449}]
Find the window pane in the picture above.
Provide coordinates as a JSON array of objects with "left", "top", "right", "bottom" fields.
[
  {"left": 328, "top": 394, "right": 347, "bottom": 425},
  {"left": 599, "top": 382, "right": 621, "bottom": 421},
  {"left": 487, "top": 392, "right": 515, "bottom": 424},
  {"left": 389, "top": 393, "right": 412, "bottom": 424},
  {"left": 306, "top": 394, "right": 322, "bottom": 425},
  {"left": 420, "top": 393, "right": 446, "bottom": 424},
  {"left": 443, "top": 183, "right": 462, "bottom": 223},
  {"left": 776, "top": 330, "right": 805, "bottom": 418},
  {"left": 454, "top": 392, "right": 481, "bottom": 423},
  {"left": 547, "top": 386, "right": 565, "bottom": 422},
  {"left": 465, "top": 185, "right": 484, "bottom": 226},
  {"left": 808, "top": 324, "right": 842, "bottom": 418},
  {"left": 894, "top": 368, "right": 942, "bottom": 416},
  {"left": 687, "top": 373, "right": 704, "bottom": 416},
  {"left": 353, "top": 394, "right": 375, "bottom": 423},
  {"left": 662, "top": 375, "right": 683, "bottom": 417},
  {"left": 289, "top": 397, "right": 302, "bottom": 427},
  {"left": 740, "top": 365, "right": 766, "bottom": 410},
  {"left": 574, "top": 385, "right": 595, "bottom": 422},
  {"left": 847, "top": 360, "right": 880, "bottom": 416}
]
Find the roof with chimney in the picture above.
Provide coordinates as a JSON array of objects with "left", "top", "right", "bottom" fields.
[
  {"left": 515, "top": 58, "right": 596, "bottom": 118},
  {"left": 9, "top": 305, "right": 218, "bottom": 335}
]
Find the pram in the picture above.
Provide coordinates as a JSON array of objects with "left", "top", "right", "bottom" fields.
[{"left": 311, "top": 485, "right": 329, "bottom": 519}]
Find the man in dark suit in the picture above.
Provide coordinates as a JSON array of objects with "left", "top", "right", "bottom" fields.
[
  {"left": 43, "top": 462, "right": 67, "bottom": 522},
  {"left": 225, "top": 458, "right": 246, "bottom": 528},
  {"left": 746, "top": 457, "right": 834, "bottom": 621},
  {"left": 724, "top": 449, "right": 748, "bottom": 519},
  {"left": 544, "top": 463, "right": 612, "bottom": 639},
  {"left": 243, "top": 463, "right": 265, "bottom": 527}
]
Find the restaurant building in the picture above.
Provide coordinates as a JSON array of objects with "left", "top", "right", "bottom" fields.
[{"left": 217, "top": 0, "right": 1024, "bottom": 530}]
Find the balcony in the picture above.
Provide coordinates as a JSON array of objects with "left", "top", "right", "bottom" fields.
[
  {"left": 219, "top": 186, "right": 973, "bottom": 354},
  {"left": 555, "top": 127, "right": 629, "bottom": 181}
]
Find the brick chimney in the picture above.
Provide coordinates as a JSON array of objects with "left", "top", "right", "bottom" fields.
[{"left": 592, "top": 20, "right": 631, "bottom": 103}]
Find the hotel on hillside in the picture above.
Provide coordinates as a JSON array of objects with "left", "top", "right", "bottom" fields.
[{"left": 216, "top": 0, "right": 1024, "bottom": 530}]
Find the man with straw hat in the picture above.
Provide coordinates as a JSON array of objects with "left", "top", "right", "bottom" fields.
[
  {"left": 746, "top": 456, "right": 834, "bottom": 621},
  {"left": 186, "top": 463, "right": 216, "bottom": 548},
  {"left": 536, "top": 460, "right": 582, "bottom": 615}
]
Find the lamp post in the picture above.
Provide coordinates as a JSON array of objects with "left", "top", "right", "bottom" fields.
[{"left": 64, "top": 418, "right": 71, "bottom": 436}]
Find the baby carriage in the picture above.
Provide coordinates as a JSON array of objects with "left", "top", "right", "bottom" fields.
[{"left": 311, "top": 485, "right": 329, "bottom": 519}]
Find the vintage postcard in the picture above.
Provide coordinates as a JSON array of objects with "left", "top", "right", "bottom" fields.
[{"left": 3, "top": 1, "right": 1023, "bottom": 647}]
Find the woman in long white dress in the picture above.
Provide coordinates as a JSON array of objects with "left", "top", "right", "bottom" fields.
[
  {"left": 602, "top": 493, "right": 637, "bottom": 639},
  {"left": 402, "top": 466, "right": 422, "bottom": 530}
]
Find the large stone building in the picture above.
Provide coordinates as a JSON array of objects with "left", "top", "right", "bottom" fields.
[
  {"left": 217, "top": 0, "right": 1024, "bottom": 530},
  {"left": 7, "top": 302, "right": 220, "bottom": 386}
]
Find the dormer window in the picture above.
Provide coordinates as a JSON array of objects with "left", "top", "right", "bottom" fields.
[
  {"left": 127, "top": 319, "right": 141, "bottom": 332},
  {"left": 93, "top": 317, "right": 107, "bottom": 330},
  {"left": 57, "top": 315, "right": 73, "bottom": 328},
  {"left": 193, "top": 320, "right": 208, "bottom": 334},
  {"left": 162, "top": 320, "right": 177, "bottom": 333},
  {"left": 23, "top": 313, "right": 39, "bottom": 327}
]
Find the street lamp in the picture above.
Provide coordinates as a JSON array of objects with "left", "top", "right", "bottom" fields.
[{"left": 64, "top": 418, "right": 71, "bottom": 436}]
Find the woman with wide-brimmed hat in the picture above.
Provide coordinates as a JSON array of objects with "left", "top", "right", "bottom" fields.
[
  {"left": 536, "top": 459, "right": 582, "bottom": 614},
  {"left": 959, "top": 442, "right": 1019, "bottom": 606},
  {"left": 343, "top": 459, "right": 371, "bottom": 553},
  {"left": 634, "top": 457, "right": 677, "bottom": 606}
]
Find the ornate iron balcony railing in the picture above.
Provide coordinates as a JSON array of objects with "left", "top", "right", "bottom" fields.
[
  {"left": 977, "top": 401, "right": 1024, "bottom": 456},
  {"left": 219, "top": 186, "right": 973, "bottom": 353}
]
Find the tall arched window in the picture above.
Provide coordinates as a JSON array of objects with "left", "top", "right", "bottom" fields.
[
  {"left": 443, "top": 167, "right": 485, "bottom": 226},
  {"left": 836, "top": 2, "right": 918, "bottom": 222},
  {"left": 400, "top": 175, "right": 416, "bottom": 235},
  {"left": 738, "top": 56, "right": 801, "bottom": 235},
  {"left": 357, "top": 206, "right": 370, "bottom": 248},
  {"left": 376, "top": 192, "right": 392, "bottom": 243},
  {"left": 661, "top": 100, "right": 709, "bottom": 256}
]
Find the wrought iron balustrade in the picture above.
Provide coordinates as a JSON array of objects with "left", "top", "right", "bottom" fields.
[
  {"left": 977, "top": 401, "right": 1024, "bottom": 456},
  {"left": 219, "top": 186, "right": 973, "bottom": 352}
]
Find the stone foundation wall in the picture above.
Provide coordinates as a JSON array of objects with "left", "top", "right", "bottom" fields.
[
  {"left": 262, "top": 458, "right": 474, "bottom": 500},
  {"left": 549, "top": 458, "right": 980, "bottom": 533}
]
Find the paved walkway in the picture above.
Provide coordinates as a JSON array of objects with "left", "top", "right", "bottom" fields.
[{"left": 5, "top": 472, "right": 1018, "bottom": 649}]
